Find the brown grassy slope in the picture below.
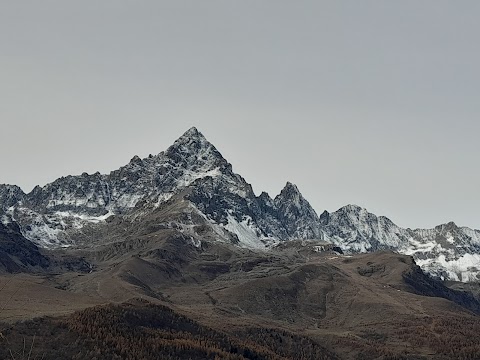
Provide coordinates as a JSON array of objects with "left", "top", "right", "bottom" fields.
[
  {"left": 40, "top": 240, "right": 480, "bottom": 359},
  {"left": 0, "top": 274, "right": 103, "bottom": 322}
]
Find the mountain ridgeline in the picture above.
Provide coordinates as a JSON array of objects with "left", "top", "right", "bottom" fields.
[{"left": 1, "top": 127, "right": 479, "bottom": 282}]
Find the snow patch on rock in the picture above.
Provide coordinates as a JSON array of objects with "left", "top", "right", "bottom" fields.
[{"left": 224, "top": 215, "right": 267, "bottom": 250}]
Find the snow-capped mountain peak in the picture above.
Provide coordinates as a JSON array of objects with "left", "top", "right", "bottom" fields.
[
  {"left": 1, "top": 127, "right": 480, "bottom": 282},
  {"left": 164, "top": 127, "right": 230, "bottom": 176},
  {"left": 322, "top": 204, "right": 410, "bottom": 253},
  {"left": 179, "top": 126, "right": 203, "bottom": 139},
  {"left": 7, "top": 128, "right": 234, "bottom": 247},
  {"left": 0, "top": 185, "right": 25, "bottom": 211},
  {"left": 275, "top": 182, "right": 302, "bottom": 202},
  {"left": 272, "top": 182, "right": 322, "bottom": 240},
  {"left": 274, "top": 182, "right": 318, "bottom": 219}
]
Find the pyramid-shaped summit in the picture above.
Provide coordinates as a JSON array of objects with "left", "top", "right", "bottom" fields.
[
  {"left": 106, "top": 126, "right": 238, "bottom": 214},
  {"left": 168, "top": 127, "right": 208, "bottom": 151},
  {"left": 5, "top": 127, "right": 254, "bottom": 246},
  {"left": 164, "top": 127, "right": 231, "bottom": 174},
  {"left": 273, "top": 182, "right": 322, "bottom": 239},
  {"left": 180, "top": 126, "right": 203, "bottom": 138}
]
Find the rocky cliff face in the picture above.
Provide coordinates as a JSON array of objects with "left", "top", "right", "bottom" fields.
[
  {"left": 273, "top": 182, "right": 323, "bottom": 240},
  {"left": 0, "top": 185, "right": 25, "bottom": 212},
  {"left": 321, "top": 204, "right": 411, "bottom": 252},
  {"left": 0, "top": 220, "right": 50, "bottom": 273},
  {"left": 1, "top": 127, "right": 479, "bottom": 282}
]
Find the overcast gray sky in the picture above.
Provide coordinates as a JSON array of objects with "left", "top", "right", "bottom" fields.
[{"left": 1, "top": 1, "right": 479, "bottom": 229}]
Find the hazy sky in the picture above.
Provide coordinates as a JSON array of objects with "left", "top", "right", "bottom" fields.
[{"left": 1, "top": 1, "right": 479, "bottom": 229}]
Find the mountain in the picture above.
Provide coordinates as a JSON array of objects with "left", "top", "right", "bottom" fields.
[
  {"left": 0, "top": 127, "right": 479, "bottom": 282},
  {"left": 273, "top": 182, "right": 323, "bottom": 239},
  {"left": 321, "top": 205, "right": 480, "bottom": 282},
  {"left": 2, "top": 128, "right": 480, "bottom": 358}
]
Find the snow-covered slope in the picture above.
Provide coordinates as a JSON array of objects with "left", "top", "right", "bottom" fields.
[
  {"left": 0, "top": 127, "right": 479, "bottom": 281},
  {"left": 321, "top": 205, "right": 411, "bottom": 252},
  {"left": 320, "top": 205, "right": 480, "bottom": 282},
  {"left": 408, "top": 223, "right": 480, "bottom": 282}
]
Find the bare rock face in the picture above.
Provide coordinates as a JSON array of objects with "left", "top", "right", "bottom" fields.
[
  {"left": 0, "top": 185, "right": 25, "bottom": 211},
  {"left": 0, "top": 220, "right": 50, "bottom": 273},
  {"left": 273, "top": 182, "right": 322, "bottom": 240}
]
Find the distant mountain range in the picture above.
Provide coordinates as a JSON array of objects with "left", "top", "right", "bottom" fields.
[{"left": 1, "top": 127, "right": 479, "bottom": 282}]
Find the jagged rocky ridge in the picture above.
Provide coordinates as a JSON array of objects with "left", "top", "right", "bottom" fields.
[
  {"left": 1, "top": 127, "right": 479, "bottom": 282},
  {"left": 320, "top": 205, "right": 480, "bottom": 282}
]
